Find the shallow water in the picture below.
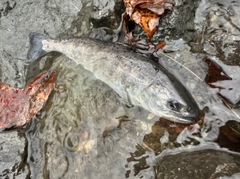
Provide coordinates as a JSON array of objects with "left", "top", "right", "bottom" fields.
[
  {"left": 24, "top": 55, "right": 160, "bottom": 178},
  {"left": 1, "top": 0, "right": 240, "bottom": 178}
]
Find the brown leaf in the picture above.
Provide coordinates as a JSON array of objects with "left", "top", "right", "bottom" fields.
[
  {"left": 159, "top": 117, "right": 203, "bottom": 135},
  {"left": 204, "top": 57, "right": 232, "bottom": 86},
  {"left": 0, "top": 70, "right": 56, "bottom": 130},
  {"left": 123, "top": 0, "right": 174, "bottom": 39},
  {"left": 220, "top": 120, "right": 240, "bottom": 143},
  {"left": 155, "top": 41, "right": 166, "bottom": 50},
  {"left": 132, "top": 7, "right": 160, "bottom": 39},
  {"left": 138, "top": 1, "right": 174, "bottom": 15},
  {"left": 124, "top": 0, "right": 174, "bottom": 16},
  {"left": 122, "top": 12, "right": 140, "bottom": 44}
]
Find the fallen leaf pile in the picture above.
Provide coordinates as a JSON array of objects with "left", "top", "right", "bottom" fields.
[
  {"left": 0, "top": 70, "right": 56, "bottom": 131},
  {"left": 123, "top": 0, "right": 175, "bottom": 39}
]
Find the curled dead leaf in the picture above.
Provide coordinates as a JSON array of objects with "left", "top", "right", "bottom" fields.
[
  {"left": 0, "top": 70, "right": 56, "bottom": 131},
  {"left": 123, "top": 0, "right": 175, "bottom": 39},
  {"left": 132, "top": 7, "right": 160, "bottom": 39}
]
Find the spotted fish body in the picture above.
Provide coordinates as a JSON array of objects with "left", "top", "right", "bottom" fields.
[{"left": 28, "top": 33, "right": 202, "bottom": 123}]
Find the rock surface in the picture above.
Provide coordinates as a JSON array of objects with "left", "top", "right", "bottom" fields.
[
  {"left": 0, "top": 131, "right": 29, "bottom": 178},
  {"left": 156, "top": 148, "right": 240, "bottom": 179}
]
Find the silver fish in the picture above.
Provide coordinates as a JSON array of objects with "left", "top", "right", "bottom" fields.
[{"left": 27, "top": 32, "right": 202, "bottom": 124}]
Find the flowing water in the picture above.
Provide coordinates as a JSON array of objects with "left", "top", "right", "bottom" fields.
[{"left": 1, "top": 0, "right": 240, "bottom": 178}]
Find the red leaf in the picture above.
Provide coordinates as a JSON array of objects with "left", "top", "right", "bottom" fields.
[{"left": 0, "top": 70, "right": 56, "bottom": 130}]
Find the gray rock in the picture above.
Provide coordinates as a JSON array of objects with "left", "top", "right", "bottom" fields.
[
  {"left": 0, "top": 130, "right": 29, "bottom": 178},
  {"left": 191, "top": 0, "right": 240, "bottom": 65},
  {"left": 157, "top": 0, "right": 201, "bottom": 41},
  {"left": 156, "top": 148, "right": 240, "bottom": 179}
]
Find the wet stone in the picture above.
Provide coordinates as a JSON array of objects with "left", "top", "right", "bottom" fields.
[
  {"left": 157, "top": 0, "right": 201, "bottom": 41},
  {"left": 191, "top": 0, "right": 240, "bottom": 66},
  {"left": 156, "top": 149, "right": 240, "bottom": 179},
  {"left": 0, "top": 130, "right": 29, "bottom": 178},
  {"left": 0, "top": 0, "right": 16, "bottom": 18},
  {"left": 90, "top": 0, "right": 124, "bottom": 29}
]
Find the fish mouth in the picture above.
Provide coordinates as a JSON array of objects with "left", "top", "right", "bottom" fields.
[
  {"left": 168, "top": 107, "right": 203, "bottom": 124},
  {"left": 164, "top": 113, "right": 198, "bottom": 124},
  {"left": 174, "top": 115, "right": 199, "bottom": 124}
]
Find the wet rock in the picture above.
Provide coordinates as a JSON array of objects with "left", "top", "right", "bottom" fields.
[
  {"left": 156, "top": 0, "right": 201, "bottom": 41},
  {"left": 0, "top": 51, "right": 26, "bottom": 88},
  {"left": 0, "top": 0, "right": 16, "bottom": 18},
  {"left": 0, "top": 130, "right": 29, "bottom": 178},
  {"left": 191, "top": 0, "right": 240, "bottom": 66},
  {"left": 90, "top": 0, "right": 124, "bottom": 29},
  {"left": 156, "top": 149, "right": 240, "bottom": 179},
  {"left": 0, "top": 0, "right": 82, "bottom": 59},
  {"left": 63, "top": 0, "right": 124, "bottom": 41},
  {"left": 89, "top": 0, "right": 124, "bottom": 41}
]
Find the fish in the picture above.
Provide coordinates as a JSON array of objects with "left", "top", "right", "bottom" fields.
[{"left": 27, "top": 32, "right": 202, "bottom": 124}]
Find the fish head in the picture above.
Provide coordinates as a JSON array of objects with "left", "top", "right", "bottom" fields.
[{"left": 144, "top": 80, "right": 202, "bottom": 124}]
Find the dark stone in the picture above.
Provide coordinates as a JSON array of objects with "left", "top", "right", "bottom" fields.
[{"left": 156, "top": 149, "right": 240, "bottom": 179}]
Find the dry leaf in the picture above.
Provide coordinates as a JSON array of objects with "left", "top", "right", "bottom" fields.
[
  {"left": 155, "top": 41, "right": 166, "bottom": 50},
  {"left": 138, "top": 1, "right": 174, "bottom": 15},
  {"left": 204, "top": 57, "right": 232, "bottom": 86},
  {"left": 123, "top": 0, "right": 174, "bottom": 39},
  {"left": 124, "top": 0, "right": 174, "bottom": 16},
  {"left": 122, "top": 12, "right": 140, "bottom": 44},
  {"left": 132, "top": 7, "right": 160, "bottom": 39},
  {"left": 220, "top": 120, "right": 240, "bottom": 143},
  {"left": 0, "top": 70, "right": 56, "bottom": 130}
]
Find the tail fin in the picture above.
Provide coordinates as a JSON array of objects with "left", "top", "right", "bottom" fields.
[{"left": 27, "top": 32, "right": 48, "bottom": 61}]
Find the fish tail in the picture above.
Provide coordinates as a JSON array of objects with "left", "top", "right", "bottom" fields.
[{"left": 27, "top": 32, "right": 48, "bottom": 61}]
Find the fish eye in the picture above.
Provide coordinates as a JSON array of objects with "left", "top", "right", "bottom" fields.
[
  {"left": 167, "top": 99, "right": 181, "bottom": 111},
  {"left": 186, "top": 107, "right": 192, "bottom": 112}
]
